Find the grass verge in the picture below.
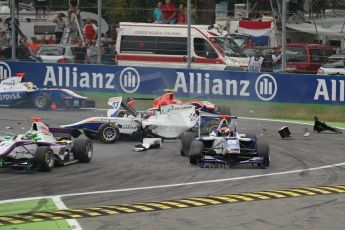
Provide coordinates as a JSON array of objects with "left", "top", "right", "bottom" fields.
[{"left": 0, "top": 199, "right": 70, "bottom": 230}]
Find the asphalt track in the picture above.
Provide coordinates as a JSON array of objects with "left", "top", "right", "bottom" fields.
[{"left": 0, "top": 108, "right": 345, "bottom": 230}]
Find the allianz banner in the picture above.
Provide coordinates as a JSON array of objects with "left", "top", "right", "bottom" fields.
[{"left": 1, "top": 61, "right": 344, "bottom": 105}]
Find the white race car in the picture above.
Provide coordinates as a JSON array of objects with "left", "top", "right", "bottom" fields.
[
  {"left": 0, "top": 118, "right": 93, "bottom": 172},
  {"left": 62, "top": 97, "right": 199, "bottom": 143}
]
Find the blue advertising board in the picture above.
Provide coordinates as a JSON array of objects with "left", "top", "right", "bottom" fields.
[{"left": 1, "top": 61, "right": 345, "bottom": 105}]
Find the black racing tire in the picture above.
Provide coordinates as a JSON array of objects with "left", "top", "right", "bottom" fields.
[
  {"left": 34, "top": 92, "right": 52, "bottom": 110},
  {"left": 216, "top": 104, "right": 231, "bottom": 115},
  {"left": 34, "top": 146, "right": 55, "bottom": 172},
  {"left": 84, "top": 130, "right": 98, "bottom": 140},
  {"left": 97, "top": 123, "right": 119, "bottom": 144},
  {"left": 256, "top": 139, "right": 270, "bottom": 168},
  {"left": 73, "top": 138, "right": 93, "bottom": 163},
  {"left": 189, "top": 141, "right": 203, "bottom": 165},
  {"left": 180, "top": 131, "right": 197, "bottom": 156}
]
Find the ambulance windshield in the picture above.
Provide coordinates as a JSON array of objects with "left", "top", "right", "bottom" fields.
[{"left": 210, "top": 37, "right": 247, "bottom": 58}]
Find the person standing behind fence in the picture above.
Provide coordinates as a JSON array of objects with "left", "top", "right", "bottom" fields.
[
  {"left": 162, "top": 0, "right": 176, "bottom": 24},
  {"left": 83, "top": 18, "right": 97, "bottom": 40},
  {"left": 68, "top": 0, "right": 80, "bottom": 23},
  {"left": 72, "top": 39, "right": 86, "bottom": 64},
  {"left": 153, "top": 1, "right": 164, "bottom": 23},
  {"left": 53, "top": 13, "right": 65, "bottom": 44},
  {"left": 248, "top": 50, "right": 264, "bottom": 72},
  {"left": 86, "top": 39, "right": 98, "bottom": 64},
  {"left": 35, "top": 0, "right": 48, "bottom": 18},
  {"left": 177, "top": 3, "right": 186, "bottom": 24},
  {"left": 271, "top": 47, "right": 282, "bottom": 72}
]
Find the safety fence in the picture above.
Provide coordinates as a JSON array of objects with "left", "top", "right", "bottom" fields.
[{"left": 0, "top": 1, "right": 344, "bottom": 74}]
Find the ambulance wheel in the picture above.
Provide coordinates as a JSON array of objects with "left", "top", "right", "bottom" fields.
[
  {"left": 34, "top": 146, "right": 55, "bottom": 172},
  {"left": 34, "top": 92, "right": 52, "bottom": 110},
  {"left": 98, "top": 123, "right": 119, "bottom": 144}
]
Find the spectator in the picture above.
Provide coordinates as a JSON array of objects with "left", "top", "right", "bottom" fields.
[
  {"left": 71, "top": 39, "right": 86, "bottom": 64},
  {"left": 46, "top": 35, "right": 56, "bottom": 44},
  {"left": 29, "top": 36, "right": 41, "bottom": 54},
  {"left": 53, "top": 13, "right": 65, "bottom": 44},
  {"left": 177, "top": 3, "right": 186, "bottom": 24},
  {"left": 153, "top": 1, "right": 164, "bottom": 23},
  {"left": 35, "top": 0, "right": 48, "bottom": 18},
  {"left": 86, "top": 39, "right": 98, "bottom": 64},
  {"left": 14, "top": 0, "right": 20, "bottom": 17},
  {"left": 68, "top": 0, "right": 80, "bottom": 23},
  {"left": 191, "top": 0, "right": 197, "bottom": 24},
  {"left": 162, "top": 0, "right": 176, "bottom": 24},
  {"left": 83, "top": 18, "right": 97, "bottom": 40},
  {"left": 243, "top": 38, "right": 254, "bottom": 48},
  {"left": 271, "top": 47, "right": 282, "bottom": 72},
  {"left": 248, "top": 50, "right": 264, "bottom": 72}
]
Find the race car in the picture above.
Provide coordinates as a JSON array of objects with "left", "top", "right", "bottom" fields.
[
  {"left": 0, "top": 118, "right": 93, "bottom": 172},
  {"left": 0, "top": 73, "right": 95, "bottom": 110},
  {"left": 180, "top": 116, "right": 270, "bottom": 168},
  {"left": 62, "top": 97, "right": 200, "bottom": 143},
  {"left": 151, "top": 91, "right": 231, "bottom": 115}
]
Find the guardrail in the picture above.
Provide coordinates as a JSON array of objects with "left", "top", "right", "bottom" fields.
[{"left": 1, "top": 61, "right": 344, "bottom": 105}]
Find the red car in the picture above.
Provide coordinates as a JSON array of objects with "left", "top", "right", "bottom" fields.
[{"left": 285, "top": 44, "right": 335, "bottom": 74}]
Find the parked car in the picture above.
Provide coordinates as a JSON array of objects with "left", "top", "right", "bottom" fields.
[
  {"left": 0, "top": 46, "right": 42, "bottom": 62},
  {"left": 317, "top": 53, "right": 345, "bottom": 75},
  {"left": 285, "top": 44, "right": 335, "bottom": 74},
  {"left": 36, "top": 44, "right": 77, "bottom": 64}
]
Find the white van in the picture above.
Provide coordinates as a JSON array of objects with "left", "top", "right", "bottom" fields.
[{"left": 116, "top": 22, "right": 249, "bottom": 71}]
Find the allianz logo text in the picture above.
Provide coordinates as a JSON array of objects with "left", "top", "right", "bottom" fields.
[
  {"left": 43, "top": 66, "right": 141, "bottom": 93},
  {"left": 0, "top": 62, "right": 12, "bottom": 80},
  {"left": 174, "top": 72, "right": 277, "bottom": 101}
]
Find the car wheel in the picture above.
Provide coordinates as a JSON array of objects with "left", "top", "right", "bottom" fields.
[
  {"left": 189, "top": 141, "right": 203, "bottom": 165},
  {"left": 73, "top": 138, "right": 93, "bottom": 163},
  {"left": 98, "top": 123, "right": 118, "bottom": 144},
  {"left": 84, "top": 130, "right": 98, "bottom": 140},
  {"left": 180, "top": 131, "right": 197, "bottom": 156},
  {"left": 34, "top": 92, "right": 52, "bottom": 110},
  {"left": 256, "top": 139, "right": 270, "bottom": 168},
  {"left": 34, "top": 146, "right": 55, "bottom": 172}
]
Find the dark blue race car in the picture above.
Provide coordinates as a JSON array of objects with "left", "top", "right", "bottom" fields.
[{"left": 0, "top": 74, "right": 95, "bottom": 110}]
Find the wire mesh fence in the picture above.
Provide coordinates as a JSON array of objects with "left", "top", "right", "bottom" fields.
[{"left": 0, "top": 0, "right": 344, "bottom": 73}]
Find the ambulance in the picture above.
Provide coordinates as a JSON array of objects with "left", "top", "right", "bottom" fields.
[{"left": 116, "top": 23, "right": 249, "bottom": 71}]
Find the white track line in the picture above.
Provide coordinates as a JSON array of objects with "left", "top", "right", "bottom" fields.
[
  {"left": 1, "top": 161, "right": 345, "bottom": 204},
  {"left": 52, "top": 196, "right": 82, "bottom": 230}
]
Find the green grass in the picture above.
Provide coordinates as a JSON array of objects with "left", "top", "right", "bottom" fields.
[
  {"left": 0, "top": 199, "right": 69, "bottom": 230},
  {"left": 81, "top": 91, "right": 345, "bottom": 123}
]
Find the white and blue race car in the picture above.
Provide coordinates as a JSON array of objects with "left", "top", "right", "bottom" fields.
[{"left": 0, "top": 73, "right": 95, "bottom": 110}]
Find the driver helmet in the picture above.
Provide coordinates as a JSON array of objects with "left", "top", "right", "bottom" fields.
[
  {"left": 218, "top": 127, "right": 230, "bottom": 137},
  {"left": 23, "top": 130, "right": 38, "bottom": 140}
]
